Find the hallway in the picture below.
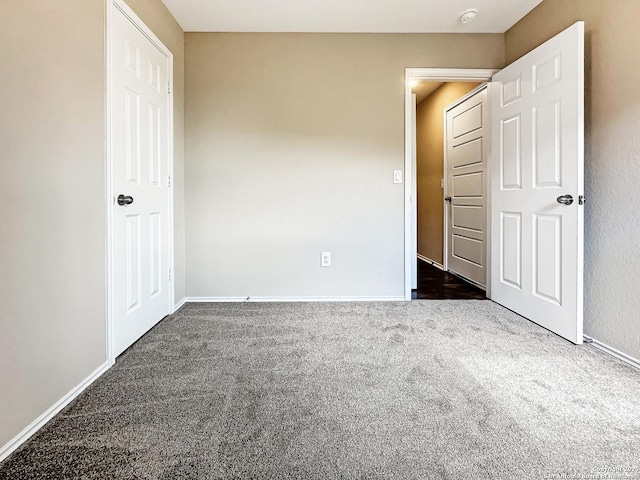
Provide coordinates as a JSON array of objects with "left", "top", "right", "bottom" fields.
[{"left": 413, "top": 259, "right": 485, "bottom": 300}]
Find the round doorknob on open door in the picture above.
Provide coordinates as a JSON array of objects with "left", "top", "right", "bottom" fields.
[
  {"left": 444, "top": 196, "right": 452, "bottom": 202},
  {"left": 117, "top": 194, "right": 134, "bottom": 206},
  {"left": 556, "top": 194, "right": 574, "bottom": 205}
]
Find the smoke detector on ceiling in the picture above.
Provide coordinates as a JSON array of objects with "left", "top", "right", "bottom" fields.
[{"left": 460, "top": 9, "right": 478, "bottom": 24}]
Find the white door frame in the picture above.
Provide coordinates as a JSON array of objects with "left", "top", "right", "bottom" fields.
[
  {"left": 106, "top": 0, "right": 175, "bottom": 364},
  {"left": 404, "top": 68, "right": 497, "bottom": 301},
  {"left": 410, "top": 93, "right": 417, "bottom": 290}
]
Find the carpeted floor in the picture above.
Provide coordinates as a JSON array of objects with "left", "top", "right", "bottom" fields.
[{"left": 1, "top": 301, "right": 639, "bottom": 479}]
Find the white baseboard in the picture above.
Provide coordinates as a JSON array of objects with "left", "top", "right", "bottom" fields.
[
  {"left": 583, "top": 335, "right": 640, "bottom": 370},
  {"left": 185, "top": 296, "right": 406, "bottom": 303},
  {"left": 417, "top": 254, "right": 444, "bottom": 271},
  {"left": 0, "top": 361, "right": 111, "bottom": 463},
  {"left": 173, "top": 297, "right": 187, "bottom": 312}
]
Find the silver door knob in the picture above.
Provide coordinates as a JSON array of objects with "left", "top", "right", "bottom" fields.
[
  {"left": 444, "top": 196, "right": 452, "bottom": 202},
  {"left": 556, "top": 194, "right": 574, "bottom": 205}
]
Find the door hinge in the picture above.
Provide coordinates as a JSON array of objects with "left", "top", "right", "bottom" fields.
[
  {"left": 168, "top": 269, "right": 172, "bottom": 281},
  {"left": 579, "top": 195, "right": 585, "bottom": 205},
  {"left": 167, "top": 82, "right": 172, "bottom": 94},
  {"left": 168, "top": 175, "right": 172, "bottom": 187}
]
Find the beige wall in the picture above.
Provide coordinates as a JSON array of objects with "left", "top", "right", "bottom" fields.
[
  {"left": 0, "top": 0, "right": 106, "bottom": 450},
  {"left": 416, "top": 82, "right": 480, "bottom": 265},
  {"left": 185, "top": 33, "right": 504, "bottom": 298},
  {"left": 0, "top": 0, "right": 184, "bottom": 452},
  {"left": 506, "top": 0, "right": 640, "bottom": 360}
]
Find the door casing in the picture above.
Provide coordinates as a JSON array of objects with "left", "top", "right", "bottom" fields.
[
  {"left": 106, "top": 0, "right": 176, "bottom": 364},
  {"left": 404, "top": 69, "right": 497, "bottom": 300}
]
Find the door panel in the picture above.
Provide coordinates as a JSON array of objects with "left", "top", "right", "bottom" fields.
[
  {"left": 453, "top": 104, "right": 482, "bottom": 137},
  {"left": 452, "top": 235, "right": 483, "bottom": 266},
  {"left": 453, "top": 205, "right": 483, "bottom": 231},
  {"left": 149, "top": 103, "right": 161, "bottom": 185},
  {"left": 533, "top": 102, "right": 561, "bottom": 187},
  {"left": 124, "top": 88, "right": 140, "bottom": 184},
  {"left": 149, "top": 212, "right": 162, "bottom": 297},
  {"left": 452, "top": 138, "right": 482, "bottom": 168},
  {"left": 446, "top": 86, "right": 488, "bottom": 288},
  {"left": 533, "top": 214, "right": 562, "bottom": 304},
  {"left": 112, "top": 3, "right": 171, "bottom": 356},
  {"left": 490, "top": 22, "right": 584, "bottom": 344},
  {"left": 453, "top": 172, "right": 483, "bottom": 197},
  {"left": 500, "top": 115, "right": 522, "bottom": 189},
  {"left": 125, "top": 213, "right": 141, "bottom": 312},
  {"left": 500, "top": 212, "right": 522, "bottom": 289}
]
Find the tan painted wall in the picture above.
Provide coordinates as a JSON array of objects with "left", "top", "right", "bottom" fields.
[
  {"left": 0, "top": 0, "right": 184, "bottom": 451},
  {"left": 416, "top": 82, "right": 480, "bottom": 265},
  {"left": 0, "top": 0, "right": 106, "bottom": 450},
  {"left": 506, "top": 0, "right": 640, "bottom": 360},
  {"left": 184, "top": 33, "right": 504, "bottom": 298}
]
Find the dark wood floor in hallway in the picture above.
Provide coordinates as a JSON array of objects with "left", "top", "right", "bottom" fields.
[{"left": 413, "top": 259, "right": 486, "bottom": 300}]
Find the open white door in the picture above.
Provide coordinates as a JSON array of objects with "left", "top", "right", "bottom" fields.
[
  {"left": 490, "top": 22, "right": 584, "bottom": 344},
  {"left": 445, "top": 86, "right": 488, "bottom": 288},
  {"left": 111, "top": 1, "right": 173, "bottom": 356}
]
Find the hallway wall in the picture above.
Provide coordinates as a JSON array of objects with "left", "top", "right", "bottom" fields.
[{"left": 415, "top": 82, "right": 480, "bottom": 266}]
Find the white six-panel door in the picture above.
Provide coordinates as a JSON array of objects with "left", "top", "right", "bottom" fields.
[
  {"left": 111, "top": 2, "right": 172, "bottom": 356},
  {"left": 490, "top": 22, "right": 584, "bottom": 344}
]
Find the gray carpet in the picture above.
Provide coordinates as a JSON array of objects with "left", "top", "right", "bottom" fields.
[{"left": 1, "top": 301, "right": 639, "bottom": 479}]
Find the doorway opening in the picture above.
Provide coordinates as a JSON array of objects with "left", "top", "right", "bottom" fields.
[
  {"left": 404, "top": 69, "right": 497, "bottom": 301},
  {"left": 413, "top": 261, "right": 486, "bottom": 300}
]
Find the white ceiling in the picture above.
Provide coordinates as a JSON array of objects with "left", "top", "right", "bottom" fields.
[{"left": 161, "top": 0, "right": 544, "bottom": 33}]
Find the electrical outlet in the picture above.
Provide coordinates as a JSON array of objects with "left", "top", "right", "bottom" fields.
[{"left": 321, "top": 252, "right": 331, "bottom": 267}]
